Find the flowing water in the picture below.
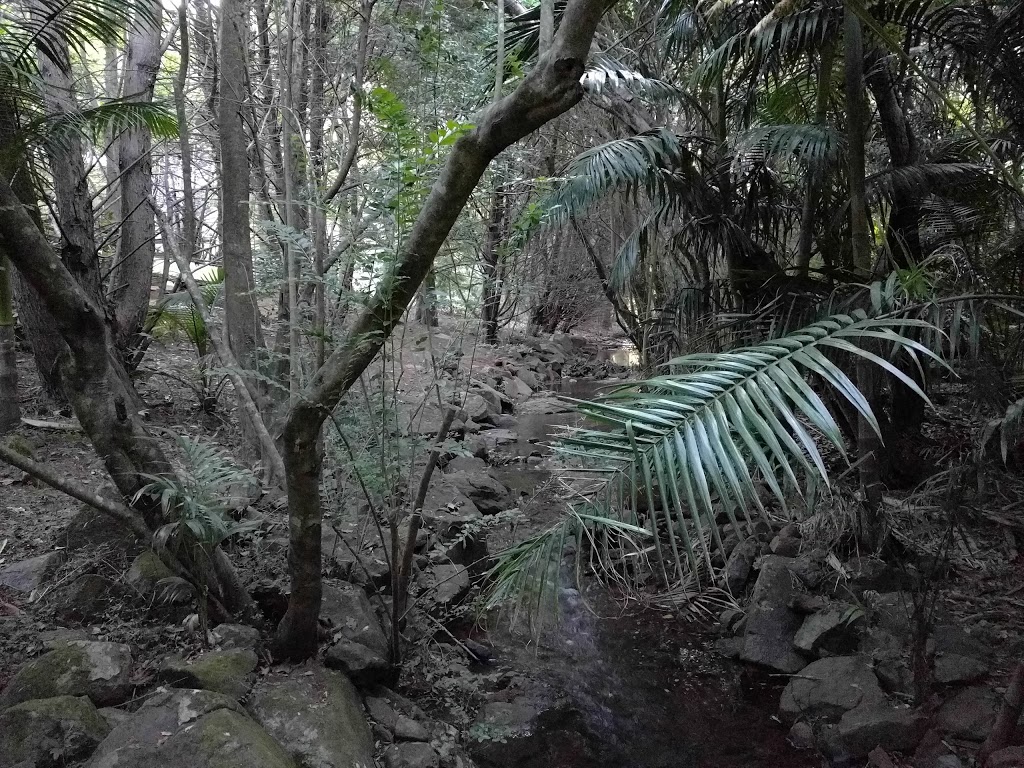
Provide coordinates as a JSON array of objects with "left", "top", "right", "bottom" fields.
[{"left": 478, "top": 376, "right": 818, "bottom": 768}]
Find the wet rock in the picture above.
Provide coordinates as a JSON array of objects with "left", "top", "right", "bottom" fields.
[
  {"left": 126, "top": 551, "right": 174, "bottom": 597},
  {"left": 468, "top": 699, "right": 544, "bottom": 767},
  {"left": 721, "top": 537, "right": 759, "bottom": 595},
  {"left": 158, "top": 648, "right": 257, "bottom": 700},
  {"left": 384, "top": 742, "right": 440, "bottom": 768},
  {"left": 779, "top": 656, "right": 885, "bottom": 723},
  {"left": 987, "top": 747, "right": 1024, "bottom": 768},
  {"left": 325, "top": 639, "right": 392, "bottom": 688},
  {"left": 837, "top": 703, "right": 928, "bottom": 757},
  {"left": 249, "top": 665, "right": 374, "bottom": 768},
  {"left": 211, "top": 623, "right": 262, "bottom": 651},
  {"left": 0, "top": 550, "right": 66, "bottom": 594},
  {"left": 447, "top": 471, "right": 513, "bottom": 516},
  {"left": 740, "top": 556, "right": 807, "bottom": 673},
  {"left": 0, "top": 640, "right": 133, "bottom": 709},
  {"left": 793, "top": 602, "right": 865, "bottom": 656},
  {"left": 935, "top": 686, "right": 999, "bottom": 740},
  {"left": 49, "top": 573, "right": 119, "bottom": 622},
  {"left": 0, "top": 695, "right": 110, "bottom": 768},
  {"left": 422, "top": 563, "right": 470, "bottom": 607},
  {"left": 320, "top": 580, "right": 388, "bottom": 656},
  {"left": 85, "top": 688, "right": 294, "bottom": 768},
  {"left": 934, "top": 653, "right": 989, "bottom": 684}
]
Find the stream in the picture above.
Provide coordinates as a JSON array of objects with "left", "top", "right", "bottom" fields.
[{"left": 476, "top": 377, "right": 817, "bottom": 768}]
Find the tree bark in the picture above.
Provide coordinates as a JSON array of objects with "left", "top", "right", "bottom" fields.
[
  {"left": 0, "top": 253, "right": 18, "bottom": 433},
  {"left": 272, "top": 0, "right": 616, "bottom": 659},
  {"left": 481, "top": 188, "right": 506, "bottom": 344},
  {"left": 796, "top": 43, "right": 834, "bottom": 276},
  {"left": 110, "top": 0, "right": 162, "bottom": 353}
]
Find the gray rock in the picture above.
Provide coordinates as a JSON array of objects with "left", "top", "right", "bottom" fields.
[
  {"left": 770, "top": 528, "right": 801, "bottom": 557},
  {"left": 325, "top": 639, "right": 391, "bottom": 688},
  {"left": 61, "top": 508, "right": 138, "bottom": 553},
  {"left": 740, "top": 556, "right": 807, "bottom": 673},
  {"left": 721, "top": 537, "right": 759, "bottom": 595},
  {"left": 935, "top": 686, "right": 999, "bottom": 740},
  {"left": 461, "top": 394, "right": 494, "bottom": 425},
  {"left": 384, "top": 743, "right": 440, "bottom": 768},
  {"left": 48, "top": 574, "right": 119, "bottom": 622},
  {"left": 987, "top": 747, "right": 1024, "bottom": 768},
  {"left": 446, "top": 456, "right": 489, "bottom": 474},
  {"left": 422, "top": 563, "right": 470, "bottom": 607},
  {"left": 0, "top": 641, "right": 133, "bottom": 709},
  {"left": 211, "top": 623, "right": 262, "bottom": 651},
  {"left": 779, "top": 656, "right": 885, "bottom": 723},
  {"left": 867, "top": 592, "right": 913, "bottom": 636},
  {"left": 421, "top": 477, "right": 481, "bottom": 518},
  {"left": 934, "top": 653, "right": 989, "bottom": 684},
  {"left": 0, "top": 695, "right": 110, "bottom": 768},
  {"left": 0, "top": 551, "right": 66, "bottom": 594},
  {"left": 366, "top": 697, "right": 430, "bottom": 742},
  {"left": 488, "top": 415, "right": 518, "bottom": 430},
  {"left": 788, "top": 721, "right": 815, "bottom": 750},
  {"left": 321, "top": 580, "right": 388, "bottom": 656},
  {"left": 515, "top": 368, "right": 541, "bottom": 391},
  {"left": 469, "top": 381, "right": 511, "bottom": 415},
  {"left": 501, "top": 376, "right": 533, "bottom": 401},
  {"left": 85, "top": 688, "right": 294, "bottom": 768},
  {"left": 447, "top": 471, "right": 513, "bottom": 516},
  {"left": 837, "top": 703, "right": 928, "bottom": 757},
  {"left": 126, "top": 551, "right": 174, "bottom": 597},
  {"left": 715, "top": 637, "right": 743, "bottom": 659},
  {"left": 249, "top": 666, "right": 374, "bottom": 768},
  {"left": 158, "top": 649, "right": 257, "bottom": 700},
  {"left": 468, "top": 699, "right": 544, "bottom": 767},
  {"left": 793, "top": 602, "right": 865, "bottom": 656}
]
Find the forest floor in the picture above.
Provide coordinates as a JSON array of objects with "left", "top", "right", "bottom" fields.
[{"left": 3, "top": 317, "right": 1024, "bottom": 767}]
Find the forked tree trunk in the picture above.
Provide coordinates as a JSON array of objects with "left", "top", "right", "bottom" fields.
[
  {"left": 272, "top": 0, "right": 616, "bottom": 659},
  {"left": 110, "top": 0, "right": 162, "bottom": 354}
]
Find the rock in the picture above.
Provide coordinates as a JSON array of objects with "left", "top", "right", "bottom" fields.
[
  {"left": 39, "top": 628, "right": 91, "bottom": 649},
  {"left": 935, "top": 686, "right": 999, "bottom": 740},
  {"left": 987, "top": 747, "right": 1024, "bottom": 768},
  {"left": 934, "top": 653, "right": 989, "bottom": 684},
  {"left": 475, "top": 430, "right": 518, "bottom": 455},
  {"left": 447, "top": 471, "right": 513, "bottom": 516},
  {"left": 790, "top": 594, "right": 830, "bottom": 614},
  {"left": 366, "top": 697, "right": 430, "bottom": 742},
  {"left": 844, "top": 557, "right": 918, "bottom": 596},
  {"left": 320, "top": 580, "right": 388, "bottom": 656},
  {"left": 325, "top": 639, "right": 392, "bottom": 688},
  {"left": 249, "top": 665, "right": 374, "bottom": 768},
  {"left": 788, "top": 721, "right": 815, "bottom": 750},
  {"left": 422, "top": 563, "right": 470, "bottom": 607},
  {"left": 211, "top": 623, "right": 262, "bottom": 651},
  {"left": 867, "top": 592, "right": 913, "bottom": 636},
  {"left": 98, "top": 707, "right": 130, "bottom": 729},
  {"left": 793, "top": 602, "right": 865, "bottom": 656},
  {"left": 721, "top": 537, "right": 759, "bottom": 595},
  {"left": 770, "top": 524, "right": 802, "bottom": 557},
  {"left": 126, "top": 551, "right": 174, "bottom": 596},
  {"left": 740, "top": 556, "right": 807, "bottom": 673},
  {"left": 0, "top": 551, "right": 66, "bottom": 594},
  {"left": 785, "top": 550, "right": 828, "bottom": 590},
  {"left": 0, "top": 695, "right": 110, "bottom": 768},
  {"left": 718, "top": 608, "right": 744, "bottom": 633},
  {"left": 488, "top": 414, "right": 518, "bottom": 430},
  {"left": 446, "top": 456, "right": 489, "bottom": 474},
  {"left": 384, "top": 743, "right": 440, "bottom": 768},
  {"left": 837, "top": 703, "right": 928, "bottom": 757},
  {"left": 85, "top": 687, "right": 294, "bottom": 768},
  {"left": 469, "top": 381, "right": 511, "bottom": 414},
  {"left": 461, "top": 394, "right": 493, "bottom": 425},
  {"left": 515, "top": 368, "right": 541, "bottom": 391},
  {"left": 421, "top": 477, "right": 481, "bottom": 518},
  {"left": 158, "top": 649, "right": 257, "bottom": 700},
  {"left": 715, "top": 637, "right": 743, "bottom": 659},
  {"left": 779, "top": 656, "right": 885, "bottom": 723},
  {"left": 48, "top": 573, "right": 118, "bottom": 622},
  {"left": 468, "top": 699, "right": 544, "bottom": 767},
  {"left": 61, "top": 507, "right": 139, "bottom": 554},
  {"left": 863, "top": 627, "right": 913, "bottom": 695},
  {"left": 0, "top": 641, "right": 133, "bottom": 709},
  {"left": 501, "top": 376, "right": 533, "bottom": 401}
]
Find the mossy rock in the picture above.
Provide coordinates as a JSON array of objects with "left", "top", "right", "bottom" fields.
[
  {"left": 159, "top": 649, "right": 258, "bottom": 700},
  {"left": 0, "top": 641, "right": 133, "bottom": 710},
  {"left": 126, "top": 551, "right": 174, "bottom": 596},
  {"left": 0, "top": 695, "right": 110, "bottom": 768}
]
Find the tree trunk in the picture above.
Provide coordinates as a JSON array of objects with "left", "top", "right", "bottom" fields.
[
  {"left": 218, "top": 0, "right": 268, "bottom": 459},
  {"left": 272, "top": 0, "right": 614, "bottom": 659},
  {"left": 481, "top": 188, "right": 506, "bottom": 344},
  {"left": 796, "top": 43, "right": 834, "bottom": 276},
  {"left": 0, "top": 253, "right": 18, "bottom": 433},
  {"left": 110, "top": 0, "right": 162, "bottom": 354}
]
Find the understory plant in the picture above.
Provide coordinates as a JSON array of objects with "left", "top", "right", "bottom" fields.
[{"left": 484, "top": 309, "right": 941, "bottom": 626}]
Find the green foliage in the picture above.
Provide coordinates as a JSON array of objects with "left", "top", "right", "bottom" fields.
[{"left": 148, "top": 268, "right": 224, "bottom": 356}]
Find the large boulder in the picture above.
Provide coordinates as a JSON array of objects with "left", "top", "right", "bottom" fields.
[
  {"left": 836, "top": 703, "right": 928, "bottom": 757},
  {"left": 793, "top": 602, "right": 865, "bottom": 657},
  {"left": 421, "top": 478, "right": 481, "bottom": 518},
  {"left": 0, "top": 641, "right": 133, "bottom": 709},
  {"left": 126, "top": 551, "right": 175, "bottom": 597},
  {"left": 446, "top": 471, "right": 513, "bottom": 516},
  {"left": 0, "top": 551, "right": 66, "bottom": 594},
  {"left": 248, "top": 666, "right": 374, "bottom": 768},
  {"left": 0, "top": 695, "right": 110, "bottom": 768},
  {"left": 469, "top": 381, "right": 512, "bottom": 415},
  {"left": 779, "top": 656, "right": 885, "bottom": 723},
  {"left": 320, "top": 580, "right": 388, "bottom": 656},
  {"left": 935, "top": 686, "right": 999, "bottom": 741},
  {"left": 740, "top": 556, "right": 807, "bottom": 673},
  {"left": 86, "top": 688, "right": 295, "bottom": 768},
  {"left": 158, "top": 649, "right": 258, "bottom": 700},
  {"left": 421, "top": 563, "right": 470, "bottom": 608},
  {"left": 325, "top": 639, "right": 392, "bottom": 688}
]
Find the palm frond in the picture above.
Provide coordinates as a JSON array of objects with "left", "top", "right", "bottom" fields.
[
  {"left": 582, "top": 55, "right": 682, "bottom": 101},
  {"left": 732, "top": 123, "right": 844, "bottom": 168}
]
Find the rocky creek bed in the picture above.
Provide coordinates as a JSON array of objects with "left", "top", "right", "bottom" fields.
[{"left": 2, "top": 330, "right": 1024, "bottom": 768}]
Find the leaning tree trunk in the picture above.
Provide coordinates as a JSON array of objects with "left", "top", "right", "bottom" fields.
[
  {"left": 110, "top": 0, "right": 161, "bottom": 356},
  {"left": 272, "top": 0, "right": 616, "bottom": 659}
]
